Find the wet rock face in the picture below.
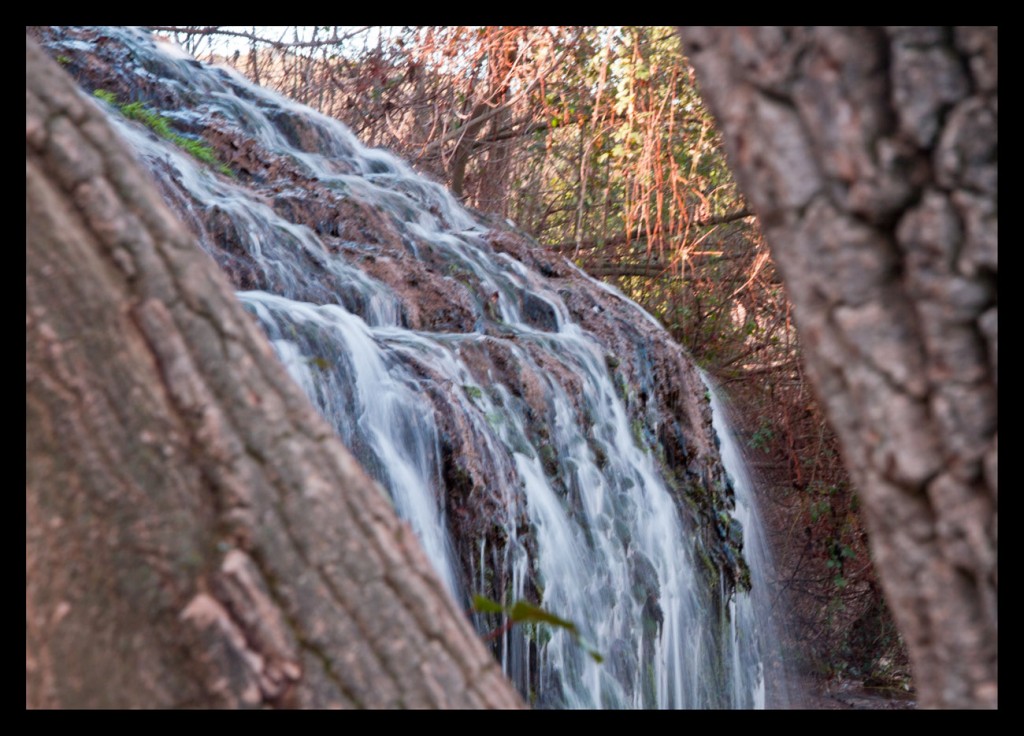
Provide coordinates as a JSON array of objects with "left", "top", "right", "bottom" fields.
[
  {"left": 360, "top": 253, "right": 480, "bottom": 332},
  {"left": 520, "top": 292, "right": 558, "bottom": 332},
  {"left": 34, "top": 26, "right": 761, "bottom": 707}
]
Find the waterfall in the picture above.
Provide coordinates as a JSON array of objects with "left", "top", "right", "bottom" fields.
[
  {"left": 703, "top": 373, "right": 792, "bottom": 709},
  {"left": 42, "top": 26, "right": 784, "bottom": 708}
]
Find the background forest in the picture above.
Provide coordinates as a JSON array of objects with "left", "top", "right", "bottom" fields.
[{"left": 152, "top": 25, "right": 912, "bottom": 693}]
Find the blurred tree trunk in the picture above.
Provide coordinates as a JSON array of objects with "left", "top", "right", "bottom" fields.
[
  {"left": 26, "top": 35, "right": 523, "bottom": 710},
  {"left": 678, "top": 26, "right": 997, "bottom": 708}
]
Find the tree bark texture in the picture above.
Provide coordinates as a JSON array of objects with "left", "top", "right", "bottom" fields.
[
  {"left": 678, "top": 27, "right": 996, "bottom": 708},
  {"left": 26, "top": 36, "right": 523, "bottom": 709}
]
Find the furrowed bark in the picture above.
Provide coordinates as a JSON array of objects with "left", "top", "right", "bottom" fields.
[{"left": 678, "top": 26, "right": 996, "bottom": 708}]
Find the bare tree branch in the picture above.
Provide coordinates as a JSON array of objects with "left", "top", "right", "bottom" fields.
[{"left": 146, "top": 26, "right": 371, "bottom": 52}]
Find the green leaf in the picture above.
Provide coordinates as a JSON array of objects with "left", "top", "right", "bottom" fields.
[
  {"left": 471, "top": 594, "right": 506, "bottom": 615},
  {"left": 576, "top": 636, "right": 604, "bottom": 663},
  {"left": 509, "top": 600, "right": 578, "bottom": 633},
  {"left": 474, "top": 595, "right": 603, "bottom": 664}
]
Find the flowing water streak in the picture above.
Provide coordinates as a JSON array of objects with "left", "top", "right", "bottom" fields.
[
  {"left": 78, "top": 27, "right": 773, "bottom": 708},
  {"left": 703, "top": 373, "right": 790, "bottom": 708}
]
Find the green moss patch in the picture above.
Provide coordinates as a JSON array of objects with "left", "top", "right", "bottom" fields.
[{"left": 94, "top": 89, "right": 233, "bottom": 177}]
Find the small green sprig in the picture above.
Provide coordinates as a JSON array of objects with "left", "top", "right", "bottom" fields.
[
  {"left": 472, "top": 594, "right": 604, "bottom": 663},
  {"left": 93, "top": 89, "right": 233, "bottom": 177}
]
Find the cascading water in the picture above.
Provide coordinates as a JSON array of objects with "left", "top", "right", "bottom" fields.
[
  {"left": 702, "top": 373, "right": 791, "bottom": 709},
  {"left": 40, "top": 26, "right": 783, "bottom": 708}
]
